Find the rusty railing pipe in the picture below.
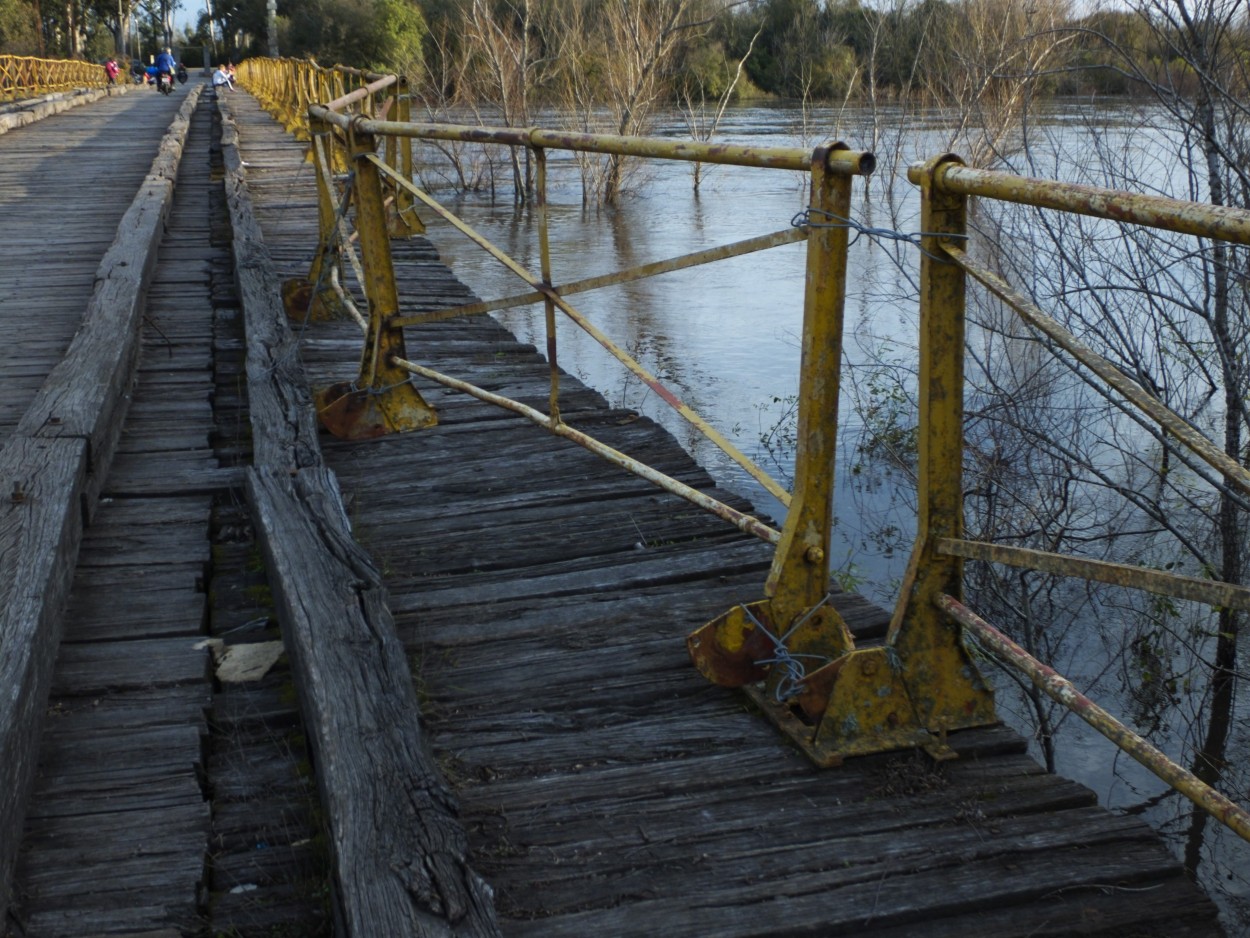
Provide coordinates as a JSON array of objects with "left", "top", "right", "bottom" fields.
[
  {"left": 938, "top": 593, "right": 1250, "bottom": 845},
  {"left": 909, "top": 161, "right": 1250, "bottom": 246}
]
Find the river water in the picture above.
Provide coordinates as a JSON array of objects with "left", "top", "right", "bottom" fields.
[
  {"left": 418, "top": 103, "right": 933, "bottom": 591},
  {"left": 412, "top": 101, "right": 1248, "bottom": 929}
]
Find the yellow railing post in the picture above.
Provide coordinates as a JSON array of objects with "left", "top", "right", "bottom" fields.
[
  {"left": 284, "top": 62, "right": 303, "bottom": 137},
  {"left": 761, "top": 143, "right": 856, "bottom": 677},
  {"left": 887, "top": 153, "right": 997, "bottom": 735},
  {"left": 386, "top": 76, "right": 423, "bottom": 236},
  {"left": 534, "top": 144, "right": 561, "bottom": 424},
  {"left": 687, "top": 144, "right": 929, "bottom": 766},
  {"left": 281, "top": 113, "right": 350, "bottom": 323},
  {"left": 313, "top": 124, "right": 437, "bottom": 438}
]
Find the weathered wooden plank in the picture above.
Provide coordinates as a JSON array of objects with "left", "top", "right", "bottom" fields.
[
  {"left": 467, "top": 763, "right": 1093, "bottom": 866},
  {"left": 16, "top": 87, "right": 205, "bottom": 519},
  {"left": 100, "top": 464, "right": 245, "bottom": 497},
  {"left": 20, "top": 905, "right": 200, "bottom": 938},
  {"left": 62, "top": 591, "right": 205, "bottom": 643},
  {"left": 0, "top": 86, "right": 124, "bottom": 137},
  {"left": 20, "top": 810, "right": 208, "bottom": 897},
  {"left": 394, "top": 574, "right": 783, "bottom": 647},
  {"left": 223, "top": 93, "right": 501, "bottom": 936},
  {"left": 73, "top": 528, "right": 211, "bottom": 567},
  {"left": 501, "top": 823, "right": 1193, "bottom": 936},
  {"left": 860, "top": 877, "right": 1221, "bottom": 938},
  {"left": 217, "top": 97, "right": 322, "bottom": 471},
  {"left": 384, "top": 538, "right": 773, "bottom": 610},
  {"left": 38, "top": 684, "right": 212, "bottom": 735},
  {"left": 482, "top": 802, "right": 1144, "bottom": 918},
  {"left": 587, "top": 836, "right": 1188, "bottom": 937},
  {"left": 444, "top": 727, "right": 1021, "bottom": 811},
  {"left": 51, "top": 637, "right": 210, "bottom": 695},
  {"left": 4, "top": 91, "right": 221, "bottom": 935},
  {"left": 0, "top": 436, "right": 88, "bottom": 916},
  {"left": 26, "top": 766, "right": 204, "bottom": 819},
  {"left": 247, "top": 465, "right": 500, "bottom": 938}
]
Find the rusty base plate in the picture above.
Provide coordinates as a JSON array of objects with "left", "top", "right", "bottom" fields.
[
  {"left": 315, "top": 381, "right": 437, "bottom": 439},
  {"left": 742, "top": 682, "right": 961, "bottom": 768},
  {"left": 281, "top": 278, "right": 352, "bottom": 323}
]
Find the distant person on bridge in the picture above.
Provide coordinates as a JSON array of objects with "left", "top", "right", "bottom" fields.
[
  {"left": 154, "top": 47, "right": 177, "bottom": 92},
  {"left": 212, "top": 65, "right": 234, "bottom": 94}
]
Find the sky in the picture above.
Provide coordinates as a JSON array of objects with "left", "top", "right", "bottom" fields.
[{"left": 173, "top": 0, "right": 204, "bottom": 38}]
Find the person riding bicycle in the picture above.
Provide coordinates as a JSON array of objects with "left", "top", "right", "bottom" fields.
[{"left": 154, "top": 47, "right": 177, "bottom": 91}]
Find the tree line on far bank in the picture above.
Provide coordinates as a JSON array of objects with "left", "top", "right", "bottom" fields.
[{"left": 0, "top": 0, "right": 1225, "bottom": 106}]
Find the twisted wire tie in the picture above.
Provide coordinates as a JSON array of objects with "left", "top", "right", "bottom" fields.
[
  {"left": 791, "top": 208, "right": 968, "bottom": 262},
  {"left": 741, "top": 593, "right": 836, "bottom": 703}
]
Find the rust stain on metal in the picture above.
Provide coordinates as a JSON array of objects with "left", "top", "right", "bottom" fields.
[
  {"left": 686, "top": 605, "right": 773, "bottom": 688},
  {"left": 910, "top": 161, "right": 1250, "bottom": 246},
  {"left": 316, "top": 383, "right": 391, "bottom": 440},
  {"left": 281, "top": 278, "right": 312, "bottom": 320},
  {"left": 937, "top": 537, "right": 1250, "bottom": 612}
]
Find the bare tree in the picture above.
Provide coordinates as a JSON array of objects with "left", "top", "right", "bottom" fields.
[
  {"left": 927, "top": 0, "right": 1077, "bottom": 166},
  {"left": 676, "top": 21, "right": 761, "bottom": 193},
  {"left": 460, "top": 0, "right": 553, "bottom": 199},
  {"left": 550, "top": 0, "right": 708, "bottom": 204}
]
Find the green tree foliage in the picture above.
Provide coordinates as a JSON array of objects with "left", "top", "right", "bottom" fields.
[
  {"left": 735, "top": 0, "right": 859, "bottom": 99},
  {"left": 675, "top": 37, "right": 763, "bottom": 102},
  {"left": 283, "top": 0, "right": 426, "bottom": 69},
  {"left": 0, "top": 0, "right": 39, "bottom": 54},
  {"left": 374, "top": 0, "right": 426, "bottom": 70}
]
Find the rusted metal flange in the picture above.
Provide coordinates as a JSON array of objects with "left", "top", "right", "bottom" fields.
[
  {"left": 687, "top": 600, "right": 774, "bottom": 688},
  {"left": 281, "top": 278, "right": 352, "bottom": 323},
  {"left": 315, "top": 380, "right": 437, "bottom": 440}
]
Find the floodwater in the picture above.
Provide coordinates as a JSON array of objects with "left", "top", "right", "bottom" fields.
[
  {"left": 412, "top": 101, "right": 1248, "bottom": 930},
  {"left": 417, "top": 104, "right": 933, "bottom": 592}
]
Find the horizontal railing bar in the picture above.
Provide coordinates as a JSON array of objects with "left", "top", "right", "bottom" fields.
[
  {"left": 312, "top": 107, "right": 874, "bottom": 174},
  {"left": 910, "top": 160, "right": 1250, "bottom": 246},
  {"left": 324, "top": 73, "right": 396, "bottom": 113},
  {"left": 937, "top": 593, "right": 1250, "bottom": 845},
  {"left": 368, "top": 154, "right": 792, "bottom": 507},
  {"left": 936, "top": 538, "right": 1250, "bottom": 612},
  {"left": 394, "top": 227, "right": 809, "bottom": 327},
  {"left": 943, "top": 243, "right": 1250, "bottom": 497},
  {"left": 392, "top": 355, "right": 782, "bottom": 546}
]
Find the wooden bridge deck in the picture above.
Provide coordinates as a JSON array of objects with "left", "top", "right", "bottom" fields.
[{"left": 0, "top": 84, "right": 1230, "bottom": 937}]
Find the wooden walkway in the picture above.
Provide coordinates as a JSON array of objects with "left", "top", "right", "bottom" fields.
[
  {"left": 2, "top": 84, "right": 329, "bottom": 937},
  {"left": 0, "top": 84, "right": 1231, "bottom": 936}
]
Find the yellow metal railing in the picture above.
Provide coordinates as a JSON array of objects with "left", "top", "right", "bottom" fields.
[
  {"left": 0, "top": 55, "right": 107, "bottom": 103},
  {"left": 238, "top": 58, "right": 393, "bottom": 143},
  {"left": 901, "top": 155, "right": 1250, "bottom": 846},
  {"left": 239, "top": 58, "right": 1250, "bottom": 847}
]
